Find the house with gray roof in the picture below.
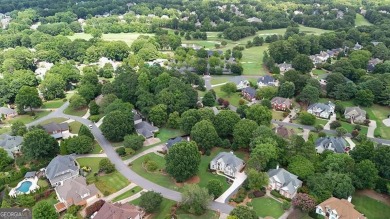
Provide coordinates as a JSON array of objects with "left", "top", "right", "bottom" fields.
[
  {"left": 257, "top": 75, "right": 277, "bottom": 87},
  {"left": 230, "top": 76, "right": 249, "bottom": 90},
  {"left": 277, "top": 62, "right": 293, "bottom": 73},
  {"left": 307, "top": 102, "right": 335, "bottom": 119},
  {"left": 246, "top": 17, "right": 263, "bottom": 23},
  {"left": 344, "top": 106, "right": 367, "bottom": 123},
  {"left": 0, "top": 134, "right": 23, "bottom": 159},
  {"left": 210, "top": 152, "right": 244, "bottom": 178},
  {"left": 0, "top": 107, "right": 16, "bottom": 118},
  {"left": 315, "top": 137, "right": 348, "bottom": 154},
  {"left": 45, "top": 155, "right": 79, "bottom": 187},
  {"left": 267, "top": 166, "right": 302, "bottom": 199},
  {"left": 42, "top": 122, "right": 69, "bottom": 139},
  {"left": 133, "top": 110, "right": 158, "bottom": 139},
  {"left": 54, "top": 176, "right": 98, "bottom": 212},
  {"left": 367, "top": 58, "right": 383, "bottom": 72},
  {"left": 164, "top": 136, "right": 190, "bottom": 152}
]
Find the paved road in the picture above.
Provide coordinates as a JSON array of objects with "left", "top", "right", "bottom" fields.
[{"left": 27, "top": 103, "right": 234, "bottom": 214}]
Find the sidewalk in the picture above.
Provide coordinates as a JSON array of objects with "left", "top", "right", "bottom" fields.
[
  {"left": 115, "top": 189, "right": 148, "bottom": 204},
  {"left": 102, "top": 183, "right": 137, "bottom": 202},
  {"left": 76, "top": 153, "right": 107, "bottom": 158}
]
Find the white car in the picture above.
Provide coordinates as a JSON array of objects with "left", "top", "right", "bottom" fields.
[{"left": 88, "top": 125, "right": 93, "bottom": 129}]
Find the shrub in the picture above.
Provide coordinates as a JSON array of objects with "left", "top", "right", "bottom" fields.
[
  {"left": 232, "top": 188, "right": 247, "bottom": 203},
  {"left": 351, "top": 130, "right": 360, "bottom": 138},
  {"left": 223, "top": 100, "right": 230, "bottom": 108},
  {"left": 271, "top": 190, "right": 291, "bottom": 201},
  {"left": 363, "top": 119, "right": 370, "bottom": 126},
  {"left": 318, "top": 132, "right": 326, "bottom": 138},
  {"left": 248, "top": 192, "right": 255, "bottom": 199},
  {"left": 89, "top": 115, "right": 101, "bottom": 122},
  {"left": 253, "top": 190, "right": 265, "bottom": 198},
  {"left": 217, "top": 98, "right": 224, "bottom": 105},
  {"left": 282, "top": 201, "right": 291, "bottom": 210},
  {"left": 116, "top": 147, "right": 126, "bottom": 156},
  {"left": 238, "top": 99, "right": 245, "bottom": 105},
  {"left": 124, "top": 134, "right": 144, "bottom": 151},
  {"left": 299, "top": 112, "right": 316, "bottom": 125},
  {"left": 207, "top": 179, "right": 223, "bottom": 198},
  {"left": 220, "top": 139, "right": 231, "bottom": 149},
  {"left": 99, "top": 158, "right": 115, "bottom": 173},
  {"left": 330, "top": 121, "right": 341, "bottom": 129},
  {"left": 85, "top": 200, "right": 105, "bottom": 218},
  {"left": 146, "top": 161, "right": 158, "bottom": 172},
  {"left": 354, "top": 124, "right": 361, "bottom": 131},
  {"left": 67, "top": 205, "right": 81, "bottom": 216}
]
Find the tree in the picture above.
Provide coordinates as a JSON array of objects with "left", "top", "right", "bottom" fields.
[
  {"left": 354, "top": 89, "right": 374, "bottom": 107},
  {"left": 124, "top": 134, "right": 144, "bottom": 150},
  {"left": 350, "top": 140, "right": 375, "bottom": 162},
  {"left": 247, "top": 169, "right": 269, "bottom": 190},
  {"left": 229, "top": 206, "right": 257, "bottom": 219},
  {"left": 0, "top": 148, "right": 13, "bottom": 170},
  {"left": 335, "top": 127, "right": 347, "bottom": 137},
  {"left": 11, "top": 121, "right": 27, "bottom": 136},
  {"left": 233, "top": 119, "right": 258, "bottom": 148},
  {"left": 247, "top": 143, "right": 278, "bottom": 171},
  {"left": 191, "top": 120, "right": 219, "bottom": 152},
  {"left": 39, "top": 74, "right": 66, "bottom": 100},
  {"left": 221, "top": 83, "right": 237, "bottom": 97},
  {"left": 246, "top": 105, "right": 272, "bottom": 126},
  {"left": 213, "top": 110, "right": 240, "bottom": 137},
  {"left": 69, "top": 94, "right": 87, "bottom": 110},
  {"left": 353, "top": 159, "right": 379, "bottom": 189},
  {"left": 278, "top": 82, "right": 295, "bottom": 98},
  {"left": 297, "top": 85, "right": 320, "bottom": 105},
  {"left": 33, "top": 201, "right": 58, "bottom": 219},
  {"left": 180, "top": 109, "right": 200, "bottom": 134},
  {"left": 22, "top": 129, "right": 58, "bottom": 160},
  {"left": 299, "top": 112, "right": 316, "bottom": 125},
  {"left": 288, "top": 155, "right": 315, "bottom": 180},
  {"left": 104, "top": 99, "right": 133, "bottom": 115},
  {"left": 78, "top": 125, "right": 94, "bottom": 139},
  {"left": 149, "top": 104, "right": 167, "bottom": 127},
  {"left": 99, "top": 158, "right": 115, "bottom": 173},
  {"left": 15, "top": 194, "right": 35, "bottom": 207},
  {"left": 321, "top": 153, "right": 355, "bottom": 174},
  {"left": 207, "top": 179, "right": 223, "bottom": 198},
  {"left": 256, "top": 86, "right": 278, "bottom": 100},
  {"left": 167, "top": 111, "right": 180, "bottom": 129},
  {"left": 202, "top": 91, "right": 216, "bottom": 107},
  {"left": 89, "top": 100, "right": 99, "bottom": 115},
  {"left": 78, "top": 83, "right": 97, "bottom": 101},
  {"left": 63, "top": 136, "right": 93, "bottom": 154},
  {"left": 374, "top": 146, "right": 390, "bottom": 179},
  {"left": 139, "top": 191, "right": 163, "bottom": 213},
  {"left": 292, "top": 193, "right": 316, "bottom": 212},
  {"left": 101, "top": 110, "right": 134, "bottom": 142},
  {"left": 181, "top": 184, "right": 213, "bottom": 215},
  {"left": 292, "top": 54, "right": 314, "bottom": 73},
  {"left": 15, "top": 86, "right": 42, "bottom": 114},
  {"left": 63, "top": 214, "right": 78, "bottom": 219},
  {"left": 165, "top": 141, "right": 201, "bottom": 182}
]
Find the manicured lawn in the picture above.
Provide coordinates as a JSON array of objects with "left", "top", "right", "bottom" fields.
[
  {"left": 340, "top": 121, "right": 368, "bottom": 136},
  {"left": 68, "top": 33, "right": 154, "bottom": 46},
  {"left": 91, "top": 141, "right": 103, "bottom": 154},
  {"left": 64, "top": 106, "right": 88, "bottom": 117},
  {"left": 251, "top": 197, "right": 285, "bottom": 218},
  {"left": 8, "top": 111, "right": 50, "bottom": 124},
  {"left": 272, "top": 110, "right": 285, "bottom": 121},
  {"left": 157, "top": 128, "right": 185, "bottom": 142},
  {"left": 76, "top": 157, "right": 104, "bottom": 180},
  {"left": 42, "top": 99, "right": 65, "bottom": 108},
  {"left": 122, "top": 143, "right": 160, "bottom": 160},
  {"left": 176, "top": 208, "right": 218, "bottom": 219},
  {"left": 364, "top": 105, "right": 390, "bottom": 139},
  {"left": 355, "top": 14, "right": 373, "bottom": 26},
  {"left": 112, "top": 186, "right": 142, "bottom": 202},
  {"left": 241, "top": 45, "right": 268, "bottom": 75},
  {"left": 130, "top": 197, "right": 176, "bottom": 219},
  {"left": 198, "top": 149, "right": 230, "bottom": 192},
  {"left": 39, "top": 118, "right": 67, "bottom": 125},
  {"left": 69, "top": 121, "right": 82, "bottom": 134},
  {"left": 312, "top": 69, "right": 327, "bottom": 76},
  {"left": 197, "top": 90, "right": 207, "bottom": 98},
  {"left": 213, "top": 86, "right": 242, "bottom": 106},
  {"left": 93, "top": 171, "right": 130, "bottom": 195},
  {"left": 37, "top": 179, "right": 49, "bottom": 188},
  {"left": 0, "top": 127, "right": 10, "bottom": 134},
  {"left": 211, "top": 76, "right": 232, "bottom": 85},
  {"left": 316, "top": 118, "right": 328, "bottom": 126},
  {"left": 352, "top": 194, "right": 390, "bottom": 219}
]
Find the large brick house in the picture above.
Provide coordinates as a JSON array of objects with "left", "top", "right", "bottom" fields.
[{"left": 271, "top": 97, "right": 291, "bottom": 111}]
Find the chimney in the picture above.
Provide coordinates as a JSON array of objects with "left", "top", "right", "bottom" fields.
[
  {"left": 347, "top": 196, "right": 352, "bottom": 203},
  {"left": 276, "top": 164, "right": 279, "bottom": 169},
  {"left": 230, "top": 151, "right": 234, "bottom": 155}
]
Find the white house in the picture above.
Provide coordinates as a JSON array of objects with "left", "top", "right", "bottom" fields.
[
  {"left": 316, "top": 197, "right": 366, "bottom": 219},
  {"left": 210, "top": 152, "right": 244, "bottom": 178},
  {"left": 267, "top": 166, "right": 302, "bottom": 199},
  {"left": 230, "top": 76, "right": 249, "bottom": 90},
  {"left": 257, "top": 75, "right": 277, "bottom": 87},
  {"left": 307, "top": 102, "right": 335, "bottom": 119}
]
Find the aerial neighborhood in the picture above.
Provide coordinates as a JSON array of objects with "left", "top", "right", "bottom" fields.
[{"left": 0, "top": 0, "right": 390, "bottom": 219}]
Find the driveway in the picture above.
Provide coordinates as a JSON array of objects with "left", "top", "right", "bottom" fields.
[
  {"left": 324, "top": 114, "right": 336, "bottom": 130},
  {"left": 367, "top": 120, "right": 377, "bottom": 138},
  {"left": 215, "top": 172, "right": 247, "bottom": 203}
]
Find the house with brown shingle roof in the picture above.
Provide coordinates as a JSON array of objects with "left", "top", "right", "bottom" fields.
[
  {"left": 271, "top": 97, "right": 291, "bottom": 111},
  {"left": 273, "top": 125, "right": 294, "bottom": 138},
  {"left": 315, "top": 197, "right": 366, "bottom": 219},
  {"left": 93, "top": 202, "right": 144, "bottom": 219}
]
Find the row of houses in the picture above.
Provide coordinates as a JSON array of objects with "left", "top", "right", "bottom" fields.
[{"left": 307, "top": 101, "right": 367, "bottom": 123}]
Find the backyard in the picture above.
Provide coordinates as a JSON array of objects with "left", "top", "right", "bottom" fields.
[
  {"left": 213, "top": 86, "right": 242, "bottom": 106},
  {"left": 352, "top": 194, "right": 390, "bottom": 219},
  {"left": 6, "top": 111, "right": 50, "bottom": 125},
  {"left": 364, "top": 105, "right": 390, "bottom": 139},
  {"left": 156, "top": 128, "right": 185, "bottom": 142},
  {"left": 251, "top": 197, "right": 285, "bottom": 218},
  {"left": 69, "top": 121, "right": 82, "bottom": 134}
]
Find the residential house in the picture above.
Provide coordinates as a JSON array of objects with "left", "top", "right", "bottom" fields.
[
  {"left": 257, "top": 75, "right": 277, "bottom": 87},
  {"left": 45, "top": 155, "right": 79, "bottom": 187},
  {"left": 164, "top": 136, "right": 190, "bottom": 152},
  {"left": 195, "top": 20, "right": 202, "bottom": 28},
  {"left": 133, "top": 110, "right": 159, "bottom": 139},
  {"left": 230, "top": 76, "right": 249, "bottom": 90},
  {"left": 210, "top": 21, "right": 217, "bottom": 27},
  {"left": 310, "top": 51, "right": 330, "bottom": 64},
  {"left": 54, "top": 176, "right": 98, "bottom": 212},
  {"left": 274, "top": 125, "right": 295, "bottom": 138},
  {"left": 367, "top": 58, "right": 383, "bottom": 72},
  {"left": 24, "top": 171, "right": 36, "bottom": 179},
  {"left": 293, "top": 10, "right": 303, "bottom": 15},
  {"left": 93, "top": 202, "right": 144, "bottom": 219},
  {"left": 271, "top": 97, "right": 291, "bottom": 111},
  {"left": 207, "top": 50, "right": 223, "bottom": 57},
  {"left": 344, "top": 107, "right": 367, "bottom": 123},
  {"left": 42, "top": 122, "right": 70, "bottom": 139},
  {"left": 307, "top": 102, "right": 335, "bottom": 119},
  {"left": 336, "top": 10, "right": 344, "bottom": 19},
  {"left": 246, "top": 17, "right": 263, "bottom": 23},
  {"left": 277, "top": 62, "right": 293, "bottom": 73},
  {"left": 316, "top": 197, "right": 366, "bottom": 219},
  {"left": 267, "top": 166, "right": 302, "bottom": 199},
  {"left": 210, "top": 152, "right": 244, "bottom": 178},
  {"left": 315, "top": 137, "right": 348, "bottom": 154},
  {"left": 371, "top": 41, "right": 381, "bottom": 46},
  {"left": 161, "top": 15, "right": 169, "bottom": 19},
  {"left": 0, "top": 107, "right": 17, "bottom": 118},
  {"left": 0, "top": 134, "right": 23, "bottom": 159},
  {"left": 353, "top": 42, "right": 363, "bottom": 50},
  {"left": 241, "top": 87, "right": 256, "bottom": 102}
]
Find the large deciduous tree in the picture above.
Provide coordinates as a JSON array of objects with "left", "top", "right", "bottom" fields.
[
  {"left": 297, "top": 85, "right": 320, "bottom": 106},
  {"left": 207, "top": 179, "right": 223, "bottom": 198},
  {"left": 165, "top": 141, "right": 201, "bottom": 182},
  {"left": 278, "top": 82, "right": 295, "bottom": 98},
  {"left": 247, "top": 143, "right": 278, "bottom": 171},
  {"left": 292, "top": 54, "right": 314, "bottom": 73},
  {"left": 139, "top": 191, "right": 163, "bottom": 213},
  {"left": 202, "top": 90, "right": 216, "bottom": 107},
  {"left": 288, "top": 155, "right": 315, "bottom": 180},
  {"left": 353, "top": 160, "right": 378, "bottom": 189},
  {"left": 233, "top": 119, "right": 258, "bottom": 149},
  {"left": 229, "top": 206, "right": 257, "bottom": 219},
  {"left": 245, "top": 104, "right": 272, "bottom": 126},
  {"left": 292, "top": 193, "right": 316, "bottom": 212},
  {"left": 0, "top": 148, "right": 13, "bottom": 169},
  {"left": 180, "top": 109, "right": 200, "bottom": 134},
  {"left": 69, "top": 94, "right": 87, "bottom": 110},
  {"left": 123, "top": 134, "right": 144, "bottom": 151},
  {"left": 373, "top": 146, "right": 390, "bottom": 179},
  {"left": 101, "top": 110, "right": 134, "bottom": 142},
  {"left": 15, "top": 86, "right": 42, "bottom": 113},
  {"left": 33, "top": 201, "right": 58, "bottom": 219},
  {"left": 247, "top": 169, "right": 269, "bottom": 191},
  {"left": 22, "top": 129, "right": 58, "bottom": 160},
  {"left": 63, "top": 136, "right": 94, "bottom": 154},
  {"left": 180, "top": 184, "right": 213, "bottom": 215},
  {"left": 39, "top": 73, "right": 66, "bottom": 100},
  {"left": 213, "top": 110, "right": 240, "bottom": 137},
  {"left": 221, "top": 83, "right": 237, "bottom": 97},
  {"left": 191, "top": 120, "right": 219, "bottom": 152},
  {"left": 354, "top": 89, "right": 374, "bottom": 107},
  {"left": 149, "top": 104, "right": 167, "bottom": 127}
]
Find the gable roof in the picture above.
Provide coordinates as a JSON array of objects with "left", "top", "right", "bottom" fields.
[
  {"left": 267, "top": 168, "right": 302, "bottom": 195},
  {"left": 257, "top": 75, "right": 275, "bottom": 84},
  {"left": 166, "top": 137, "right": 183, "bottom": 149},
  {"left": 135, "top": 121, "right": 158, "bottom": 138},
  {"left": 271, "top": 97, "right": 291, "bottom": 105},
  {"left": 24, "top": 171, "right": 36, "bottom": 178},
  {"left": 45, "top": 155, "right": 78, "bottom": 181},
  {"left": 242, "top": 87, "right": 256, "bottom": 98},
  {"left": 55, "top": 176, "right": 98, "bottom": 206},
  {"left": 0, "top": 134, "right": 23, "bottom": 158},
  {"left": 94, "top": 202, "right": 143, "bottom": 219},
  {"left": 211, "top": 152, "right": 244, "bottom": 173},
  {"left": 344, "top": 107, "right": 366, "bottom": 118},
  {"left": 315, "top": 137, "right": 347, "bottom": 153},
  {"left": 42, "top": 122, "right": 69, "bottom": 133},
  {"left": 247, "top": 17, "right": 263, "bottom": 23},
  {"left": 317, "top": 197, "right": 365, "bottom": 219},
  {"left": 0, "top": 107, "right": 16, "bottom": 115},
  {"left": 274, "top": 126, "right": 294, "bottom": 138},
  {"left": 308, "top": 102, "right": 334, "bottom": 112}
]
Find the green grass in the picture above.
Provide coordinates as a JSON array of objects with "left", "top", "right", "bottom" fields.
[
  {"left": 121, "top": 143, "right": 160, "bottom": 160},
  {"left": 69, "top": 121, "right": 82, "bottom": 134},
  {"left": 352, "top": 194, "right": 390, "bottom": 219},
  {"left": 91, "top": 141, "right": 103, "bottom": 154},
  {"left": 68, "top": 33, "right": 154, "bottom": 46},
  {"left": 340, "top": 121, "right": 368, "bottom": 136},
  {"left": 39, "top": 118, "right": 67, "bottom": 125},
  {"left": 8, "top": 111, "right": 50, "bottom": 125},
  {"left": 364, "top": 105, "right": 390, "bottom": 139},
  {"left": 42, "top": 99, "right": 65, "bottom": 109},
  {"left": 37, "top": 179, "right": 49, "bottom": 188},
  {"left": 241, "top": 45, "right": 268, "bottom": 75},
  {"left": 210, "top": 76, "right": 232, "bottom": 85},
  {"left": 176, "top": 208, "right": 218, "bottom": 219},
  {"left": 93, "top": 171, "right": 130, "bottom": 195},
  {"left": 312, "top": 69, "right": 327, "bottom": 76},
  {"left": 251, "top": 197, "right": 285, "bottom": 218},
  {"left": 64, "top": 106, "right": 88, "bottom": 117},
  {"left": 130, "top": 197, "right": 176, "bottom": 219},
  {"left": 157, "top": 128, "right": 185, "bottom": 142},
  {"left": 355, "top": 14, "right": 373, "bottom": 26},
  {"left": 33, "top": 193, "right": 58, "bottom": 209},
  {"left": 213, "top": 86, "right": 242, "bottom": 106},
  {"left": 76, "top": 157, "right": 103, "bottom": 179},
  {"left": 197, "top": 90, "right": 207, "bottom": 98},
  {"left": 112, "top": 186, "right": 142, "bottom": 202},
  {"left": 272, "top": 110, "right": 285, "bottom": 121},
  {"left": 0, "top": 127, "right": 10, "bottom": 134},
  {"left": 316, "top": 118, "right": 328, "bottom": 126}
]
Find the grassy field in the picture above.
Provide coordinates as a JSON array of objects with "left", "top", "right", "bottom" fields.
[
  {"left": 213, "top": 86, "right": 242, "bottom": 106},
  {"left": 312, "top": 69, "right": 327, "bottom": 76},
  {"left": 352, "top": 194, "right": 390, "bottom": 219},
  {"left": 210, "top": 76, "right": 232, "bottom": 85},
  {"left": 42, "top": 99, "right": 65, "bottom": 108},
  {"left": 157, "top": 127, "right": 185, "bottom": 142},
  {"left": 39, "top": 118, "right": 67, "bottom": 125},
  {"left": 364, "top": 105, "right": 390, "bottom": 139},
  {"left": 251, "top": 197, "right": 285, "bottom": 218},
  {"left": 112, "top": 186, "right": 142, "bottom": 202},
  {"left": 176, "top": 209, "right": 218, "bottom": 219},
  {"left": 7, "top": 111, "right": 50, "bottom": 125},
  {"left": 69, "top": 121, "right": 82, "bottom": 134},
  {"left": 68, "top": 33, "right": 154, "bottom": 46},
  {"left": 63, "top": 106, "right": 88, "bottom": 117},
  {"left": 241, "top": 45, "right": 268, "bottom": 75},
  {"left": 355, "top": 14, "right": 373, "bottom": 26},
  {"left": 340, "top": 121, "right": 368, "bottom": 136},
  {"left": 316, "top": 118, "right": 328, "bottom": 126},
  {"left": 272, "top": 110, "right": 285, "bottom": 121}
]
